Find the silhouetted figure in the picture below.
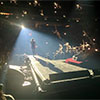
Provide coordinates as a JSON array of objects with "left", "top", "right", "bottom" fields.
[
  {"left": 31, "top": 38, "right": 36, "bottom": 55},
  {"left": 0, "top": 83, "right": 15, "bottom": 100}
]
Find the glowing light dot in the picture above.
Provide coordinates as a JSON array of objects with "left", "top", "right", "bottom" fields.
[
  {"left": 76, "top": 4, "right": 80, "bottom": 9},
  {"left": 54, "top": 2, "right": 57, "bottom": 6},
  {"left": 34, "top": 0, "right": 38, "bottom": 4},
  {"left": 40, "top": 12, "right": 44, "bottom": 16},
  {"left": 29, "top": 2, "right": 32, "bottom": 5},
  {"left": 63, "top": 15, "right": 66, "bottom": 18},
  {"left": 95, "top": 49, "right": 98, "bottom": 52},
  {"left": 65, "top": 25, "right": 70, "bottom": 28},
  {"left": 34, "top": 0, "right": 40, "bottom": 6},
  {"left": 54, "top": 7, "right": 57, "bottom": 9},
  {"left": 86, "top": 43, "right": 89, "bottom": 47},
  {"left": 76, "top": 19, "right": 80, "bottom": 23},
  {"left": 22, "top": 81, "right": 31, "bottom": 87},
  {"left": 93, "top": 38, "right": 95, "bottom": 41},
  {"left": 40, "top": 10, "right": 44, "bottom": 16},
  {"left": 23, "top": 11, "right": 27, "bottom": 15},
  {"left": 76, "top": 4, "right": 82, "bottom": 9},
  {"left": 64, "top": 32, "right": 67, "bottom": 35},
  {"left": 46, "top": 24, "right": 49, "bottom": 26},
  {"left": 22, "top": 14, "right": 24, "bottom": 17},
  {"left": 88, "top": 48, "right": 90, "bottom": 50},
  {"left": 1, "top": 2, "right": 3, "bottom": 5},
  {"left": 46, "top": 42, "right": 48, "bottom": 44},
  {"left": 83, "top": 34, "right": 86, "bottom": 36},
  {"left": 21, "top": 25, "right": 25, "bottom": 29},
  {"left": 54, "top": 11, "right": 57, "bottom": 13},
  {"left": 73, "top": 47, "right": 76, "bottom": 50}
]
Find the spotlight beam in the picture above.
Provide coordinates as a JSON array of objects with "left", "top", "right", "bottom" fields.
[{"left": 21, "top": 25, "right": 25, "bottom": 29}]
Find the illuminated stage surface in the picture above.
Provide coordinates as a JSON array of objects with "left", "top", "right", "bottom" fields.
[{"left": 28, "top": 55, "right": 88, "bottom": 82}]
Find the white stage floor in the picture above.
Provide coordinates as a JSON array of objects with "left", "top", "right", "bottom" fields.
[{"left": 28, "top": 55, "right": 88, "bottom": 81}]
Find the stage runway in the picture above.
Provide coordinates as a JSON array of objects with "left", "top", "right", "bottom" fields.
[{"left": 28, "top": 55, "right": 88, "bottom": 82}]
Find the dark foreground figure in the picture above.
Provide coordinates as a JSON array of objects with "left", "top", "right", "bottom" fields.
[{"left": 0, "top": 83, "right": 15, "bottom": 100}]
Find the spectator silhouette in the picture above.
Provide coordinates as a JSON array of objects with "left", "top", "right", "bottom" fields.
[{"left": 0, "top": 83, "right": 15, "bottom": 100}]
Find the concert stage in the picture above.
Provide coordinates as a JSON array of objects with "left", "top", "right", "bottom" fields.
[
  {"left": 8, "top": 55, "right": 100, "bottom": 88},
  {"left": 24, "top": 55, "right": 100, "bottom": 98},
  {"left": 27, "top": 55, "right": 92, "bottom": 84},
  {"left": 6, "top": 55, "right": 100, "bottom": 99}
]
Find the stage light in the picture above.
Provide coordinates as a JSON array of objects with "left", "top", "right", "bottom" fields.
[
  {"left": 95, "top": 49, "right": 98, "bottom": 52},
  {"left": 21, "top": 25, "right": 25, "bottom": 29}
]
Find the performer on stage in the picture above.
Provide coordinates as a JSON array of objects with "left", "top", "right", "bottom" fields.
[{"left": 30, "top": 38, "right": 36, "bottom": 55}]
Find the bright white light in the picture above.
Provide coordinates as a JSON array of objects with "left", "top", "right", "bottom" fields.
[
  {"left": 21, "top": 25, "right": 25, "bottom": 29},
  {"left": 95, "top": 49, "right": 98, "bottom": 52},
  {"left": 22, "top": 81, "right": 31, "bottom": 87}
]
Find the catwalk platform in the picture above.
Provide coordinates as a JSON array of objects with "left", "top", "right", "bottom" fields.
[{"left": 27, "top": 55, "right": 94, "bottom": 84}]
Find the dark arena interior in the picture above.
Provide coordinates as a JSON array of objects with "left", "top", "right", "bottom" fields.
[{"left": 0, "top": 0, "right": 100, "bottom": 99}]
